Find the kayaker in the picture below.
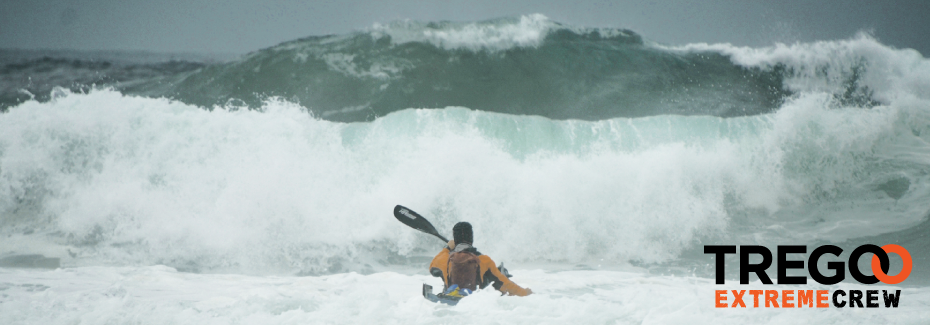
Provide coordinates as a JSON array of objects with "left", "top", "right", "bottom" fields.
[{"left": 428, "top": 222, "right": 532, "bottom": 296}]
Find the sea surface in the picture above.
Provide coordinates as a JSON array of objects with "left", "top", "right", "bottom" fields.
[{"left": 2, "top": 14, "right": 929, "bottom": 324}]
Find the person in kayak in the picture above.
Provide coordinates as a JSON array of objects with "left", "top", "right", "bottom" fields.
[{"left": 429, "top": 222, "right": 532, "bottom": 296}]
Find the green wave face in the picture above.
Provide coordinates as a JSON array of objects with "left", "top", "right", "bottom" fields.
[{"left": 163, "top": 15, "right": 791, "bottom": 122}]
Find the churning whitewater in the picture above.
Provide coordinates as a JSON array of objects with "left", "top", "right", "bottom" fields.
[{"left": 2, "top": 15, "right": 930, "bottom": 324}]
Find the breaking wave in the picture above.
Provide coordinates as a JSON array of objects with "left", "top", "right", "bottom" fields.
[{"left": 1, "top": 15, "right": 929, "bottom": 277}]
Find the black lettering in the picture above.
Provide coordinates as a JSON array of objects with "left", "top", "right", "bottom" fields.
[
  {"left": 808, "top": 245, "right": 845, "bottom": 285},
  {"left": 777, "top": 245, "right": 807, "bottom": 284},
  {"left": 866, "top": 290, "right": 879, "bottom": 308},
  {"left": 704, "top": 245, "right": 737, "bottom": 284},
  {"left": 740, "top": 246, "right": 773, "bottom": 284},
  {"left": 833, "top": 290, "right": 847, "bottom": 308},
  {"left": 849, "top": 290, "right": 863, "bottom": 308},
  {"left": 883, "top": 290, "right": 901, "bottom": 308},
  {"left": 848, "top": 245, "right": 889, "bottom": 284}
]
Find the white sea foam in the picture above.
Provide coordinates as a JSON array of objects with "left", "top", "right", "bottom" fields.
[
  {"left": 1, "top": 266, "right": 927, "bottom": 324},
  {"left": 371, "top": 14, "right": 553, "bottom": 52},
  {"left": 662, "top": 34, "right": 930, "bottom": 102},
  {"left": 1, "top": 82, "right": 928, "bottom": 275}
]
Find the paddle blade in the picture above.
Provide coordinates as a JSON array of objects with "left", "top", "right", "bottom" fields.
[{"left": 394, "top": 205, "right": 448, "bottom": 243}]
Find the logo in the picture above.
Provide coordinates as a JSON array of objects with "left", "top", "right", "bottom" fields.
[
  {"left": 704, "top": 244, "right": 912, "bottom": 308},
  {"left": 398, "top": 208, "right": 417, "bottom": 220}
]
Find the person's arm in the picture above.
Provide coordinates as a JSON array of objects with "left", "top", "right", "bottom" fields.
[
  {"left": 429, "top": 244, "right": 452, "bottom": 285},
  {"left": 478, "top": 255, "right": 532, "bottom": 296}
]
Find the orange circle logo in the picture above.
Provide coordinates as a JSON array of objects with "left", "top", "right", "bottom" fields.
[{"left": 871, "top": 244, "right": 912, "bottom": 284}]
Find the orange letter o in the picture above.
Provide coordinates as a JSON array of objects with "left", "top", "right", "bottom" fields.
[{"left": 871, "top": 244, "right": 912, "bottom": 284}]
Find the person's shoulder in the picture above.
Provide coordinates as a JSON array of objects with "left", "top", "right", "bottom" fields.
[{"left": 432, "top": 247, "right": 450, "bottom": 259}]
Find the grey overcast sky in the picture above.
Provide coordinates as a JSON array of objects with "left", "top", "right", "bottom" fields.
[{"left": 1, "top": 0, "right": 928, "bottom": 56}]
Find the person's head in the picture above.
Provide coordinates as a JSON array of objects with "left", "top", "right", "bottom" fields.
[{"left": 452, "top": 222, "right": 473, "bottom": 245}]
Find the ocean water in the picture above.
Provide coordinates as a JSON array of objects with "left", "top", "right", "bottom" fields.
[{"left": 2, "top": 14, "right": 929, "bottom": 324}]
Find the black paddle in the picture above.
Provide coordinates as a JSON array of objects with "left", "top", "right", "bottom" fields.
[
  {"left": 393, "top": 205, "right": 448, "bottom": 243},
  {"left": 395, "top": 205, "right": 514, "bottom": 279}
]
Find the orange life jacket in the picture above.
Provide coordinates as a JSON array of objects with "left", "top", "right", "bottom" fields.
[{"left": 429, "top": 244, "right": 531, "bottom": 296}]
